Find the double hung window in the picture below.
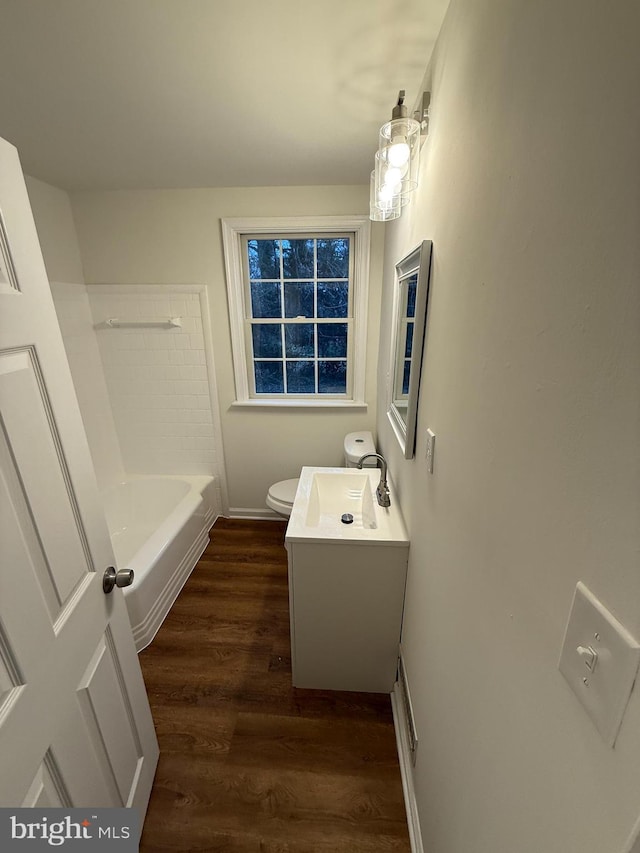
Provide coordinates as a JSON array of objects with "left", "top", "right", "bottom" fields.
[
  {"left": 396, "top": 271, "right": 417, "bottom": 399},
  {"left": 222, "top": 217, "right": 370, "bottom": 407}
]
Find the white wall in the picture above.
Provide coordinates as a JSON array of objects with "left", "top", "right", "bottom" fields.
[
  {"left": 376, "top": 2, "right": 640, "bottom": 852},
  {"left": 25, "top": 176, "right": 84, "bottom": 283},
  {"left": 71, "top": 186, "right": 384, "bottom": 513},
  {"left": 25, "top": 177, "right": 125, "bottom": 492},
  {"left": 49, "top": 282, "right": 125, "bottom": 491}
]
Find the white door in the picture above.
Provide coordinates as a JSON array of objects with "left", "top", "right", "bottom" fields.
[{"left": 0, "top": 136, "right": 159, "bottom": 810}]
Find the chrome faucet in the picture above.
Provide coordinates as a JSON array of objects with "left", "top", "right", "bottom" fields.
[{"left": 357, "top": 453, "right": 391, "bottom": 508}]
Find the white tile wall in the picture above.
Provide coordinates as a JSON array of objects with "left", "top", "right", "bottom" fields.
[
  {"left": 87, "top": 286, "right": 222, "bottom": 481},
  {"left": 50, "top": 282, "right": 125, "bottom": 492}
]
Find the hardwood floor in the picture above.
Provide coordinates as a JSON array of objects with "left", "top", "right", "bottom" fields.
[{"left": 139, "top": 518, "right": 410, "bottom": 852}]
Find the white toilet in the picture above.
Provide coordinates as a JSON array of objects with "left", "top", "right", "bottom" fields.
[{"left": 266, "top": 431, "right": 378, "bottom": 518}]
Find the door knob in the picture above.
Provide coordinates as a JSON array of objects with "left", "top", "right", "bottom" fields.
[{"left": 103, "top": 566, "right": 134, "bottom": 594}]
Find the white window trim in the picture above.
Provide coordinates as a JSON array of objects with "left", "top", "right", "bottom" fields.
[{"left": 221, "top": 215, "right": 371, "bottom": 408}]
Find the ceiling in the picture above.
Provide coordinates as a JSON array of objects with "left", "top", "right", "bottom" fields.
[{"left": 0, "top": 0, "right": 448, "bottom": 191}]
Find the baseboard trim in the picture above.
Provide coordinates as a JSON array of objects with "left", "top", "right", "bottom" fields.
[
  {"left": 227, "top": 506, "right": 284, "bottom": 521},
  {"left": 391, "top": 681, "right": 424, "bottom": 853}
]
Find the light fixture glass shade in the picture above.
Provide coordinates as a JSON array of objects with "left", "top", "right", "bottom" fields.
[
  {"left": 374, "top": 150, "right": 410, "bottom": 210},
  {"left": 369, "top": 169, "right": 401, "bottom": 221},
  {"left": 378, "top": 116, "right": 421, "bottom": 195}
]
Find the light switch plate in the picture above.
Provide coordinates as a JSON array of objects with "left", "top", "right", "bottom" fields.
[
  {"left": 425, "top": 429, "right": 435, "bottom": 474},
  {"left": 559, "top": 582, "right": 640, "bottom": 746}
]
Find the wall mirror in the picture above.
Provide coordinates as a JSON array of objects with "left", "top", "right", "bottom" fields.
[{"left": 387, "top": 240, "right": 433, "bottom": 459}]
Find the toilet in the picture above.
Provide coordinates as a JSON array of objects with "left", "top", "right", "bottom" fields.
[{"left": 266, "top": 431, "right": 378, "bottom": 518}]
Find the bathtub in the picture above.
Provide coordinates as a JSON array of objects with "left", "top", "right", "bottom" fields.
[{"left": 102, "top": 475, "right": 217, "bottom": 651}]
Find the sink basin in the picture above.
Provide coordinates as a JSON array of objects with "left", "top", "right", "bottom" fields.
[
  {"left": 286, "top": 467, "right": 408, "bottom": 546},
  {"left": 305, "top": 471, "right": 377, "bottom": 529}
]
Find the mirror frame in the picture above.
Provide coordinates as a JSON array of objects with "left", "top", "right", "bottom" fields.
[{"left": 387, "top": 239, "right": 433, "bottom": 459}]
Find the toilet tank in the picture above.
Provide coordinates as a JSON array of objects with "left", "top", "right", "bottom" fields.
[{"left": 344, "top": 431, "right": 377, "bottom": 467}]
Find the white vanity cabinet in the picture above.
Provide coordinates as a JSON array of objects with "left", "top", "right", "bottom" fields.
[
  {"left": 285, "top": 540, "right": 409, "bottom": 693},
  {"left": 285, "top": 466, "right": 410, "bottom": 693}
]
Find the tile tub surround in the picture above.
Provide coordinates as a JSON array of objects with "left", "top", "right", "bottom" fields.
[{"left": 87, "top": 285, "right": 227, "bottom": 510}]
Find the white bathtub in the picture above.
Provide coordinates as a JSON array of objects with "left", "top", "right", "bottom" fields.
[{"left": 102, "top": 475, "right": 217, "bottom": 651}]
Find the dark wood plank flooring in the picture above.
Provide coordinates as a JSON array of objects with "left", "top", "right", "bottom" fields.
[{"left": 139, "top": 518, "right": 410, "bottom": 852}]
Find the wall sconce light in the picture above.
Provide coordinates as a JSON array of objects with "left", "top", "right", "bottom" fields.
[{"left": 369, "top": 89, "right": 430, "bottom": 222}]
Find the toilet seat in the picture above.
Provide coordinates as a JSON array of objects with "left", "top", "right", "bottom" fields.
[{"left": 266, "top": 478, "right": 299, "bottom": 517}]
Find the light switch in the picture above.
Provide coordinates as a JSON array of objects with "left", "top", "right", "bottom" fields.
[
  {"left": 425, "top": 429, "right": 435, "bottom": 474},
  {"left": 559, "top": 582, "right": 640, "bottom": 746}
]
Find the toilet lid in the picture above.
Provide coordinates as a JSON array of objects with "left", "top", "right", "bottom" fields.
[{"left": 268, "top": 478, "right": 299, "bottom": 506}]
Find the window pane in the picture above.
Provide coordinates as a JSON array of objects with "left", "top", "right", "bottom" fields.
[
  {"left": 255, "top": 360, "right": 284, "bottom": 394},
  {"left": 286, "top": 360, "right": 315, "bottom": 393},
  {"left": 404, "top": 322, "right": 414, "bottom": 359},
  {"left": 285, "top": 323, "right": 315, "bottom": 357},
  {"left": 318, "top": 360, "right": 347, "bottom": 394},
  {"left": 406, "top": 273, "right": 418, "bottom": 318},
  {"left": 402, "top": 360, "right": 411, "bottom": 395},
  {"left": 251, "top": 281, "right": 281, "bottom": 318},
  {"left": 284, "top": 282, "right": 314, "bottom": 318},
  {"left": 248, "top": 239, "right": 280, "bottom": 279},
  {"left": 317, "top": 323, "right": 347, "bottom": 358},
  {"left": 252, "top": 324, "right": 282, "bottom": 358},
  {"left": 282, "top": 239, "right": 314, "bottom": 278},
  {"left": 317, "top": 238, "right": 349, "bottom": 278},
  {"left": 317, "top": 281, "right": 348, "bottom": 318}
]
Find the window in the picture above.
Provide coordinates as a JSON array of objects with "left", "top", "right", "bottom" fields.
[
  {"left": 222, "top": 216, "right": 370, "bottom": 407},
  {"left": 396, "top": 271, "right": 417, "bottom": 399}
]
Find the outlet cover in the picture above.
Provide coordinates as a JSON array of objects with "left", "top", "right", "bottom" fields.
[{"left": 559, "top": 582, "right": 640, "bottom": 747}]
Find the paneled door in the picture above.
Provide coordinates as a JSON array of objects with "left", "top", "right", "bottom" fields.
[{"left": 0, "top": 136, "right": 159, "bottom": 809}]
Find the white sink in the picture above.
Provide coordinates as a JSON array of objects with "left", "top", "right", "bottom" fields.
[
  {"left": 286, "top": 467, "right": 409, "bottom": 546},
  {"left": 305, "top": 471, "right": 377, "bottom": 529}
]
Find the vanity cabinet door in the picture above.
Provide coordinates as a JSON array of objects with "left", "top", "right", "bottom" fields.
[{"left": 287, "top": 542, "right": 408, "bottom": 693}]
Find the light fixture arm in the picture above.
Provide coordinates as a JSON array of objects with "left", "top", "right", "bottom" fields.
[
  {"left": 392, "top": 90, "right": 408, "bottom": 120},
  {"left": 414, "top": 91, "right": 431, "bottom": 136}
]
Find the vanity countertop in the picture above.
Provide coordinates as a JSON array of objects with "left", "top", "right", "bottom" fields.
[{"left": 285, "top": 466, "right": 409, "bottom": 547}]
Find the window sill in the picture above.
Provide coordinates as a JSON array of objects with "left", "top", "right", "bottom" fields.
[{"left": 231, "top": 399, "right": 368, "bottom": 410}]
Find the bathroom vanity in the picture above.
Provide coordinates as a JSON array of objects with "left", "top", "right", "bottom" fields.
[{"left": 285, "top": 467, "right": 409, "bottom": 693}]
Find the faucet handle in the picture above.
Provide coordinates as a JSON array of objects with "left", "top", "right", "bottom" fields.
[{"left": 376, "top": 483, "right": 391, "bottom": 508}]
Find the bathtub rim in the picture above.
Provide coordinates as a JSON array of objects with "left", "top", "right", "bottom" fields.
[
  {"left": 103, "top": 474, "right": 213, "bottom": 571},
  {"left": 102, "top": 473, "right": 217, "bottom": 651}
]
